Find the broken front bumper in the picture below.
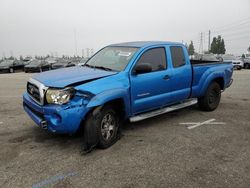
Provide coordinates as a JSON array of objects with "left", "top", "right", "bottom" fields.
[{"left": 23, "top": 92, "right": 89, "bottom": 134}]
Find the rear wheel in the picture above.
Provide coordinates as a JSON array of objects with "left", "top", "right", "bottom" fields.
[
  {"left": 198, "top": 82, "right": 221, "bottom": 111},
  {"left": 83, "top": 105, "right": 121, "bottom": 153}
]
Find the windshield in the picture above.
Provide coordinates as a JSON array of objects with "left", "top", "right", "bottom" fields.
[
  {"left": 29, "top": 60, "right": 42, "bottom": 65},
  {"left": 222, "top": 55, "right": 237, "bottom": 60},
  {"left": 85, "top": 46, "right": 138, "bottom": 71},
  {"left": 0, "top": 60, "right": 13, "bottom": 66},
  {"left": 80, "top": 58, "right": 88, "bottom": 64}
]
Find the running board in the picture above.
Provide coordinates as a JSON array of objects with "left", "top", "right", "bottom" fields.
[{"left": 129, "top": 99, "right": 198, "bottom": 122}]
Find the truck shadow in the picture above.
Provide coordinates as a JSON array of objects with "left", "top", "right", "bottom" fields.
[
  {"left": 123, "top": 105, "right": 200, "bottom": 131},
  {"left": 7, "top": 105, "right": 200, "bottom": 152}
]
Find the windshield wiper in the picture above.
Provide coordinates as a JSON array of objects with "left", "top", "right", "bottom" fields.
[
  {"left": 94, "top": 66, "right": 114, "bottom": 71},
  {"left": 84, "top": 64, "right": 115, "bottom": 71},
  {"left": 84, "top": 64, "right": 95, "bottom": 68}
]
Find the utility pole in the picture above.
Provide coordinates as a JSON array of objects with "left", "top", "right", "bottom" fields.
[
  {"left": 91, "top": 49, "right": 94, "bottom": 56},
  {"left": 10, "top": 50, "right": 13, "bottom": 58},
  {"left": 82, "top": 49, "right": 85, "bottom": 58},
  {"left": 86, "top": 48, "right": 90, "bottom": 58},
  {"left": 208, "top": 30, "right": 211, "bottom": 52},
  {"left": 74, "top": 29, "right": 78, "bottom": 56},
  {"left": 199, "top": 32, "right": 203, "bottom": 54}
]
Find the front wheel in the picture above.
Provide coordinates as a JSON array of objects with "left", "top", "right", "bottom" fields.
[
  {"left": 198, "top": 82, "right": 221, "bottom": 111},
  {"left": 83, "top": 105, "right": 120, "bottom": 153}
]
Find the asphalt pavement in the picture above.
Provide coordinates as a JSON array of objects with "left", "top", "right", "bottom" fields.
[{"left": 0, "top": 70, "right": 250, "bottom": 188}]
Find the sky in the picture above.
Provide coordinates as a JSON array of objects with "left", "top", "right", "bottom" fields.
[{"left": 0, "top": 0, "right": 249, "bottom": 58}]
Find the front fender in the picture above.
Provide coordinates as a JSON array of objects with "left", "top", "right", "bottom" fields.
[{"left": 86, "top": 88, "right": 130, "bottom": 118}]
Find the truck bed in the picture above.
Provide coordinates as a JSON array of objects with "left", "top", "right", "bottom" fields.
[{"left": 191, "top": 62, "right": 233, "bottom": 98}]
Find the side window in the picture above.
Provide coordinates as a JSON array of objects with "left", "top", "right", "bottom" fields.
[
  {"left": 170, "top": 46, "right": 186, "bottom": 68},
  {"left": 136, "top": 47, "right": 167, "bottom": 72}
]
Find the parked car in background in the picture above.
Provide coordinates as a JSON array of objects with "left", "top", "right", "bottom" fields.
[
  {"left": 242, "top": 53, "right": 250, "bottom": 69},
  {"left": 191, "top": 54, "right": 221, "bottom": 64},
  {"left": 0, "top": 60, "right": 24, "bottom": 73},
  {"left": 45, "top": 57, "right": 58, "bottom": 67},
  {"left": 51, "top": 59, "right": 76, "bottom": 69},
  {"left": 24, "top": 59, "right": 50, "bottom": 73},
  {"left": 221, "top": 55, "right": 244, "bottom": 70},
  {"left": 23, "top": 56, "right": 32, "bottom": 64}
]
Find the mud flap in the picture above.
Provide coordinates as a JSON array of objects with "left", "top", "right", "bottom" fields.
[
  {"left": 81, "top": 107, "right": 101, "bottom": 154},
  {"left": 81, "top": 122, "right": 99, "bottom": 154},
  {"left": 81, "top": 106, "right": 122, "bottom": 154}
]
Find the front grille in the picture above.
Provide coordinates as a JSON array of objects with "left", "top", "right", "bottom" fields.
[{"left": 27, "top": 82, "right": 41, "bottom": 103}]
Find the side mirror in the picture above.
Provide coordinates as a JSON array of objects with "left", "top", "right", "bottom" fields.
[{"left": 134, "top": 63, "right": 152, "bottom": 74}]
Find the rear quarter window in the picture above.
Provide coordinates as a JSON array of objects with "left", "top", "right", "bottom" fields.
[{"left": 170, "top": 46, "right": 186, "bottom": 68}]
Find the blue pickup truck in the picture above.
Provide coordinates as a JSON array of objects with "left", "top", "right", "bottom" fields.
[{"left": 23, "top": 41, "right": 233, "bottom": 152}]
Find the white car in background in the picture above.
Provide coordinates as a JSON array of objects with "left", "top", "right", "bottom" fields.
[
  {"left": 242, "top": 53, "right": 250, "bottom": 69},
  {"left": 221, "top": 55, "right": 244, "bottom": 70}
]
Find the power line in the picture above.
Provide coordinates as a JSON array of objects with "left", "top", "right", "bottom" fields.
[
  {"left": 224, "top": 34, "right": 250, "bottom": 41},
  {"left": 213, "top": 21, "right": 250, "bottom": 33},
  {"left": 212, "top": 30, "right": 250, "bottom": 39},
  {"left": 213, "top": 28, "right": 250, "bottom": 36},
  {"left": 211, "top": 17, "right": 250, "bottom": 32}
]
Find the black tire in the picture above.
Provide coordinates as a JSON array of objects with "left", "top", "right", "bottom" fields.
[
  {"left": 83, "top": 105, "right": 120, "bottom": 152},
  {"left": 198, "top": 82, "right": 221, "bottom": 111}
]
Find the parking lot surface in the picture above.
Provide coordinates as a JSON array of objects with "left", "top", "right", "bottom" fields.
[{"left": 0, "top": 70, "right": 250, "bottom": 187}]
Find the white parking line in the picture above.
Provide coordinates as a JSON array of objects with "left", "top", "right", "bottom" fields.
[{"left": 179, "top": 119, "right": 226, "bottom": 129}]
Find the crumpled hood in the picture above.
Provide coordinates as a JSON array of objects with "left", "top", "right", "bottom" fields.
[{"left": 32, "top": 66, "right": 117, "bottom": 88}]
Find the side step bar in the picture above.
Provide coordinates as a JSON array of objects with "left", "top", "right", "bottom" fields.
[{"left": 129, "top": 98, "right": 198, "bottom": 122}]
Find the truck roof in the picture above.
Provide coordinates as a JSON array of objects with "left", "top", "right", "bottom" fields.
[{"left": 109, "top": 41, "right": 183, "bottom": 48}]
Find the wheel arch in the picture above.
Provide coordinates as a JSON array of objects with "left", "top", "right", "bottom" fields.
[
  {"left": 212, "top": 77, "right": 224, "bottom": 90},
  {"left": 198, "top": 73, "right": 225, "bottom": 97}
]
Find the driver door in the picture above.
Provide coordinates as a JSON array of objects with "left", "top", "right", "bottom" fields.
[{"left": 130, "top": 47, "right": 173, "bottom": 114}]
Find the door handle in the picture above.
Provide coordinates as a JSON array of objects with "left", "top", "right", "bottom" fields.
[{"left": 163, "top": 75, "right": 171, "bottom": 80}]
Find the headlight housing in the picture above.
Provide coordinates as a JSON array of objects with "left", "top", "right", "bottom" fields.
[{"left": 46, "top": 87, "right": 75, "bottom": 105}]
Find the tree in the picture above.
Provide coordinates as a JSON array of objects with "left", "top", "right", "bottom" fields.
[
  {"left": 210, "top": 37, "right": 217, "bottom": 54},
  {"left": 210, "top": 35, "right": 226, "bottom": 54},
  {"left": 247, "top": 46, "right": 250, "bottom": 52},
  {"left": 219, "top": 39, "right": 226, "bottom": 54},
  {"left": 188, "top": 41, "right": 195, "bottom": 55}
]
